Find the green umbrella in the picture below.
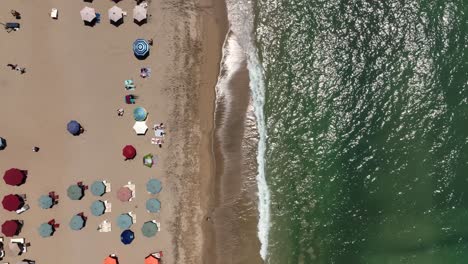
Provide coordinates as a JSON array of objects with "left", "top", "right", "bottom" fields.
[
  {"left": 146, "top": 179, "right": 162, "bottom": 194},
  {"left": 146, "top": 198, "right": 161, "bottom": 213},
  {"left": 38, "top": 195, "right": 53, "bottom": 209},
  {"left": 133, "top": 107, "right": 148, "bottom": 121},
  {"left": 90, "top": 181, "right": 106, "bottom": 196},
  {"left": 69, "top": 215, "right": 85, "bottom": 230},
  {"left": 67, "top": 185, "right": 84, "bottom": 200},
  {"left": 38, "top": 223, "right": 54, "bottom": 237},
  {"left": 141, "top": 221, "right": 158, "bottom": 237},
  {"left": 117, "top": 213, "right": 133, "bottom": 229},
  {"left": 90, "top": 200, "right": 105, "bottom": 216}
]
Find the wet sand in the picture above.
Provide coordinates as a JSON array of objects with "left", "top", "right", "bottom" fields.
[{"left": 0, "top": 0, "right": 226, "bottom": 263}]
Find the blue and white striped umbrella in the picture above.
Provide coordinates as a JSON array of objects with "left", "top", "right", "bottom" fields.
[{"left": 133, "top": 39, "right": 149, "bottom": 57}]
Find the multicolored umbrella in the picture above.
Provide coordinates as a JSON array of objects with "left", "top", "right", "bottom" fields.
[
  {"left": 146, "top": 198, "right": 161, "bottom": 213},
  {"left": 117, "top": 213, "right": 133, "bottom": 229},
  {"left": 3, "top": 168, "right": 26, "bottom": 186},
  {"left": 69, "top": 214, "right": 86, "bottom": 230},
  {"left": 141, "top": 221, "right": 158, "bottom": 237},
  {"left": 90, "top": 200, "right": 106, "bottom": 216},
  {"left": 80, "top": 7, "right": 96, "bottom": 23},
  {"left": 67, "top": 184, "right": 84, "bottom": 200},
  {"left": 2, "top": 194, "right": 24, "bottom": 212},
  {"left": 122, "top": 145, "right": 137, "bottom": 160},
  {"left": 143, "top": 153, "right": 154, "bottom": 167},
  {"left": 91, "top": 181, "right": 106, "bottom": 196},
  {"left": 38, "top": 223, "right": 54, "bottom": 237},
  {"left": 117, "top": 186, "right": 132, "bottom": 202},
  {"left": 39, "top": 195, "right": 54, "bottom": 209},
  {"left": 120, "top": 229, "right": 135, "bottom": 245},
  {"left": 146, "top": 179, "right": 162, "bottom": 194},
  {"left": 133, "top": 39, "right": 149, "bottom": 58},
  {"left": 67, "top": 120, "right": 81, "bottom": 135},
  {"left": 1, "top": 220, "right": 20, "bottom": 237}
]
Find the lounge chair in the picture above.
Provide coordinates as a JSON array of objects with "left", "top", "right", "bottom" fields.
[
  {"left": 50, "top": 8, "right": 58, "bottom": 19},
  {"left": 16, "top": 204, "right": 29, "bottom": 214},
  {"left": 104, "top": 200, "right": 112, "bottom": 213}
]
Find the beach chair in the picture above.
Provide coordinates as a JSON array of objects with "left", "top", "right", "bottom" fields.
[
  {"left": 152, "top": 220, "right": 161, "bottom": 231},
  {"left": 128, "top": 212, "right": 136, "bottom": 223},
  {"left": 124, "top": 80, "right": 135, "bottom": 90},
  {"left": 98, "top": 220, "right": 111, "bottom": 232},
  {"left": 10, "top": 238, "right": 26, "bottom": 253},
  {"left": 96, "top": 13, "right": 101, "bottom": 23},
  {"left": 50, "top": 8, "right": 58, "bottom": 19},
  {"left": 16, "top": 204, "right": 29, "bottom": 214},
  {"left": 0, "top": 237, "right": 4, "bottom": 260},
  {"left": 104, "top": 200, "right": 112, "bottom": 213},
  {"left": 103, "top": 180, "right": 111, "bottom": 192}
]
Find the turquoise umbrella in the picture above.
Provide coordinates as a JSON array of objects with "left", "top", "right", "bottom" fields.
[
  {"left": 38, "top": 223, "right": 54, "bottom": 237},
  {"left": 69, "top": 215, "right": 85, "bottom": 230},
  {"left": 133, "top": 107, "right": 147, "bottom": 121},
  {"left": 141, "top": 221, "right": 158, "bottom": 237},
  {"left": 146, "top": 179, "right": 162, "bottom": 194},
  {"left": 91, "top": 181, "right": 106, "bottom": 196},
  {"left": 38, "top": 195, "right": 53, "bottom": 209},
  {"left": 146, "top": 198, "right": 161, "bottom": 213},
  {"left": 117, "top": 213, "right": 133, "bottom": 229},
  {"left": 90, "top": 200, "right": 105, "bottom": 216},
  {"left": 67, "top": 185, "right": 84, "bottom": 200}
]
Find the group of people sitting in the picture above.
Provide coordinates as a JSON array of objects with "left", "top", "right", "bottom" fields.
[{"left": 6, "top": 64, "right": 26, "bottom": 74}]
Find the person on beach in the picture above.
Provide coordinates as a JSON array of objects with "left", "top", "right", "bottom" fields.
[
  {"left": 148, "top": 39, "right": 153, "bottom": 46},
  {"left": 32, "top": 146, "right": 40, "bottom": 152},
  {"left": 7, "top": 64, "right": 17, "bottom": 70},
  {"left": 117, "top": 108, "right": 124, "bottom": 116},
  {"left": 17, "top": 67, "right": 26, "bottom": 74},
  {"left": 11, "top": 10, "right": 21, "bottom": 19}
]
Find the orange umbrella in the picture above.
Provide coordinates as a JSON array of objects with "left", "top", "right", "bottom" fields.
[
  {"left": 104, "top": 256, "right": 118, "bottom": 264},
  {"left": 145, "top": 255, "right": 159, "bottom": 264}
]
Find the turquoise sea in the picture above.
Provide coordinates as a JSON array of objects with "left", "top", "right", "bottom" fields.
[{"left": 253, "top": 0, "right": 468, "bottom": 263}]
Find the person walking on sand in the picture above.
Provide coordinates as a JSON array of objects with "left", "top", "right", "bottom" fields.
[
  {"left": 7, "top": 64, "right": 17, "bottom": 70},
  {"left": 117, "top": 108, "right": 124, "bottom": 116}
]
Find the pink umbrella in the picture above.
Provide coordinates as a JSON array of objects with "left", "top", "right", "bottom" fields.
[{"left": 117, "top": 187, "right": 132, "bottom": 202}]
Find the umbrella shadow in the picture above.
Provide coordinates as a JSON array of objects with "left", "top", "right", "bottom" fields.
[
  {"left": 134, "top": 18, "right": 147, "bottom": 26},
  {"left": 135, "top": 52, "right": 150, "bottom": 60},
  {"left": 111, "top": 18, "right": 124, "bottom": 27}
]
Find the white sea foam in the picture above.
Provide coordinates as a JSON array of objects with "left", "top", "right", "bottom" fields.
[{"left": 223, "top": 0, "right": 271, "bottom": 259}]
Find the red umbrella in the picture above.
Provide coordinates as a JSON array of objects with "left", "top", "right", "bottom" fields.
[
  {"left": 3, "top": 168, "right": 26, "bottom": 186},
  {"left": 1, "top": 220, "right": 20, "bottom": 237},
  {"left": 117, "top": 187, "right": 132, "bottom": 202},
  {"left": 122, "top": 145, "right": 136, "bottom": 160},
  {"left": 2, "top": 195, "right": 23, "bottom": 212}
]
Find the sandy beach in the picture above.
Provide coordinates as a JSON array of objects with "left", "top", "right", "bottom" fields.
[{"left": 0, "top": 0, "right": 226, "bottom": 262}]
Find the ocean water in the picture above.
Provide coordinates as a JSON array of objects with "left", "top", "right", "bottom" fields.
[{"left": 252, "top": 0, "right": 468, "bottom": 263}]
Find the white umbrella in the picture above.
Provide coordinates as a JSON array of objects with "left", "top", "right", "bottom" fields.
[
  {"left": 133, "top": 121, "right": 148, "bottom": 135},
  {"left": 80, "top": 6, "right": 96, "bottom": 22},
  {"left": 108, "top": 5, "right": 123, "bottom": 23},
  {"left": 133, "top": 5, "right": 147, "bottom": 22}
]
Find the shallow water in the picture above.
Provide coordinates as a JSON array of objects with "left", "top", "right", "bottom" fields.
[{"left": 254, "top": 0, "right": 468, "bottom": 263}]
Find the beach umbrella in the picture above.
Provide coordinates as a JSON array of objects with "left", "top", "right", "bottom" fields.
[
  {"left": 38, "top": 223, "right": 54, "bottom": 238},
  {"left": 133, "top": 107, "right": 148, "bottom": 121},
  {"left": 0, "top": 137, "right": 6, "bottom": 150},
  {"left": 117, "top": 186, "right": 132, "bottom": 202},
  {"left": 38, "top": 195, "right": 54, "bottom": 209},
  {"left": 141, "top": 221, "right": 158, "bottom": 237},
  {"left": 69, "top": 214, "right": 86, "bottom": 230},
  {"left": 117, "top": 213, "right": 133, "bottom": 229},
  {"left": 133, "top": 5, "right": 147, "bottom": 23},
  {"left": 3, "top": 168, "right": 26, "bottom": 186},
  {"left": 145, "top": 255, "right": 160, "bottom": 264},
  {"left": 91, "top": 200, "right": 106, "bottom": 216},
  {"left": 91, "top": 181, "right": 106, "bottom": 196},
  {"left": 108, "top": 5, "right": 123, "bottom": 23},
  {"left": 104, "top": 256, "right": 118, "bottom": 264},
  {"left": 133, "top": 39, "right": 149, "bottom": 58},
  {"left": 2, "top": 194, "right": 24, "bottom": 212},
  {"left": 67, "top": 184, "right": 84, "bottom": 200},
  {"left": 122, "top": 145, "right": 137, "bottom": 159},
  {"left": 2, "top": 220, "right": 20, "bottom": 237},
  {"left": 120, "top": 229, "right": 135, "bottom": 245},
  {"left": 9, "top": 240, "right": 23, "bottom": 255},
  {"left": 143, "top": 153, "right": 154, "bottom": 168},
  {"left": 146, "top": 198, "right": 161, "bottom": 213},
  {"left": 146, "top": 179, "right": 162, "bottom": 194},
  {"left": 80, "top": 6, "right": 96, "bottom": 23},
  {"left": 133, "top": 121, "right": 148, "bottom": 135},
  {"left": 67, "top": 120, "right": 81, "bottom": 135}
]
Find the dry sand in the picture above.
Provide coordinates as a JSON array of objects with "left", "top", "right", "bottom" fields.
[{"left": 0, "top": 0, "right": 226, "bottom": 262}]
